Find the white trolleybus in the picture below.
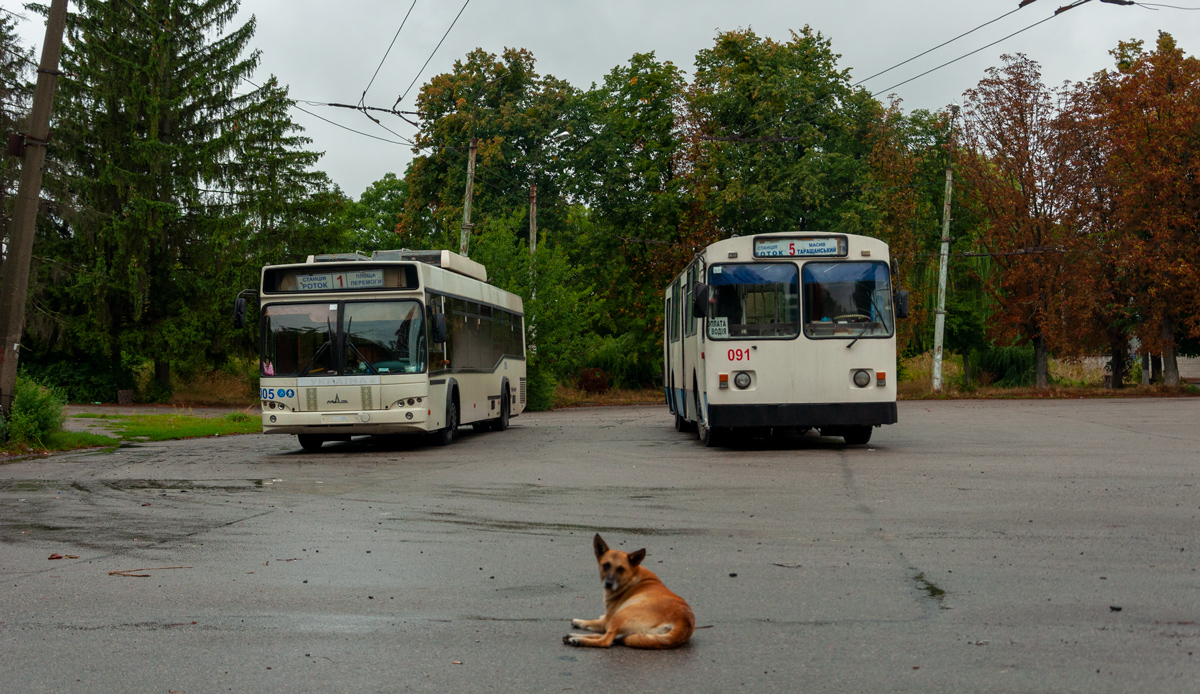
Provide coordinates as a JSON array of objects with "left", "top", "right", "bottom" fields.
[
  {"left": 664, "top": 232, "right": 909, "bottom": 447},
  {"left": 234, "top": 249, "right": 526, "bottom": 450}
]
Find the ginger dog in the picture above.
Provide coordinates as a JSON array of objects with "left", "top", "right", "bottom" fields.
[{"left": 563, "top": 534, "right": 695, "bottom": 649}]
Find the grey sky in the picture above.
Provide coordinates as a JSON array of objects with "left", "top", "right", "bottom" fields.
[{"left": 7, "top": 0, "right": 1200, "bottom": 199}]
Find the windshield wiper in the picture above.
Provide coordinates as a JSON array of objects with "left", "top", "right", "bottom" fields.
[
  {"left": 298, "top": 317, "right": 335, "bottom": 376},
  {"left": 343, "top": 317, "right": 378, "bottom": 374},
  {"left": 846, "top": 292, "right": 889, "bottom": 350}
]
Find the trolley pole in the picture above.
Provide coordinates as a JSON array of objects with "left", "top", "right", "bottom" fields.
[
  {"left": 459, "top": 136, "right": 477, "bottom": 256},
  {"left": 931, "top": 105, "right": 958, "bottom": 393},
  {"left": 0, "top": 0, "right": 69, "bottom": 417}
]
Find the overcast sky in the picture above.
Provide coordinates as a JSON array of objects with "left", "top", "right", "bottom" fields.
[{"left": 6, "top": 0, "right": 1200, "bottom": 199}]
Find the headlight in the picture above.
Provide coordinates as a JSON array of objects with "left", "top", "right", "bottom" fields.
[
  {"left": 853, "top": 369, "right": 872, "bottom": 388},
  {"left": 734, "top": 372, "right": 752, "bottom": 389}
]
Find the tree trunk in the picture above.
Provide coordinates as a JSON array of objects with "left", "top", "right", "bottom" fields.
[
  {"left": 1033, "top": 335, "right": 1049, "bottom": 389},
  {"left": 1108, "top": 336, "right": 1127, "bottom": 389},
  {"left": 1162, "top": 319, "right": 1180, "bottom": 387},
  {"left": 1151, "top": 354, "right": 1163, "bottom": 384},
  {"left": 963, "top": 351, "right": 972, "bottom": 388},
  {"left": 155, "top": 359, "right": 170, "bottom": 394}
]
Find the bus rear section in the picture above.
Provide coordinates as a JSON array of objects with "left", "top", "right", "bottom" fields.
[{"left": 665, "top": 232, "right": 906, "bottom": 447}]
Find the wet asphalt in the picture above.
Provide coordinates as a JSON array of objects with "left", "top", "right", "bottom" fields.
[{"left": 1, "top": 400, "right": 1198, "bottom": 693}]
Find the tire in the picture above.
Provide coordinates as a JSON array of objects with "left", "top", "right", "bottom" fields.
[
  {"left": 842, "top": 426, "right": 873, "bottom": 445},
  {"left": 436, "top": 395, "right": 458, "bottom": 446},
  {"left": 492, "top": 387, "right": 510, "bottom": 431},
  {"left": 697, "top": 419, "right": 723, "bottom": 447},
  {"left": 297, "top": 434, "right": 324, "bottom": 451}
]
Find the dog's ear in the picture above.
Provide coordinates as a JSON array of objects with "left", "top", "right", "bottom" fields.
[
  {"left": 628, "top": 548, "right": 646, "bottom": 567},
  {"left": 593, "top": 534, "right": 608, "bottom": 559}
]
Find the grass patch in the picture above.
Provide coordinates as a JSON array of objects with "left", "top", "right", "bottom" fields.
[
  {"left": 1, "top": 410, "right": 261, "bottom": 457},
  {"left": 98, "top": 411, "right": 261, "bottom": 441},
  {"left": 899, "top": 352, "right": 1199, "bottom": 399},
  {"left": 554, "top": 385, "right": 665, "bottom": 408}
]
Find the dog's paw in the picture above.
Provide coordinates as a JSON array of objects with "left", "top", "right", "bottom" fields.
[
  {"left": 562, "top": 634, "right": 580, "bottom": 646},
  {"left": 570, "top": 619, "right": 585, "bottom": 629}
]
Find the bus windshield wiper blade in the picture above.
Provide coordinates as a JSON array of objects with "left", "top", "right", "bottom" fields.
[
  {"left": 343, "top": 317, "right": 377, "bottom": 374},
  {"left": 846, "top": 292, "right": 888, "bottom": 350},
  {"left": 299, "top": 317, "right": 336, "bottom": 376}
]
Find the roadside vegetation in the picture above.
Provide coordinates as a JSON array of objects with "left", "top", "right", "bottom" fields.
[{"left": 1, "top": 7, "right": 1196, "bottom": 411}]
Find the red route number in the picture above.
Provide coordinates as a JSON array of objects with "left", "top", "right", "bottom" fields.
[{"left": 728, "top": 348, "right": 751, "bottom": 361}]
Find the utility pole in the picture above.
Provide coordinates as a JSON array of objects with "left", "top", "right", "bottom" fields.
[
  {"left": 931, "top": 104, "right": 958, "bottom": 393},
  {"left": 0, "top": 0, "right": 69, "bottom": 417},
  {"left": 458, "top": 136, "right": 477, "bottom": 256},
  {"left": 528, "top": 179, "right": 537, "bottom": 255}
]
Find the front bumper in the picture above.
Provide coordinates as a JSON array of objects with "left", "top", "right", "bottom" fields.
[
  {"left": 707, "top": 402, "right": 897, "bottom": 429},
  {"left": 261, "top": 405, "right": 430, "bottom": 436}
]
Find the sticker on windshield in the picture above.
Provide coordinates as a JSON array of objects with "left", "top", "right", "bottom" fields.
[{"left": 709, "top": 316, "right": 729, "bottom": 338}]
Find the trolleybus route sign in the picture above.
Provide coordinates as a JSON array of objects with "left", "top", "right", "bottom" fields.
[
  {"left": 296, "top": 270, "right": 385, "bottom": 291},
  {"left": 753, "top": 237, "right": 845, "bottom": 258}
]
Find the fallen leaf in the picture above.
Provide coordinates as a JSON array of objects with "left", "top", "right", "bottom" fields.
[{"left": 48, "top": 553, "right": 63, "bottom": 560}]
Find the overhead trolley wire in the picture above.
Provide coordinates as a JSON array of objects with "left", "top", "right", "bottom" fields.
[
  {"left": 854, "top": 5, "right": 1027, "bottom": 86},
  {"left": 359, "top": 0, "right": 417, "bottom": 108},
  {"left": 871, "top": 10, "right": 1064, "bottom": 97},
  {"left": 392, "top": 0, "right": 471, "bottom": 109}
]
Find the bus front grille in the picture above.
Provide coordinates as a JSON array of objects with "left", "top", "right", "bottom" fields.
[{"left": 519, "top": 377, "right": 527, "bottom": 405}]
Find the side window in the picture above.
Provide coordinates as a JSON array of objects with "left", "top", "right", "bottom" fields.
[{"left": 670, "top": 281, "right": 681, "bottom": 342}]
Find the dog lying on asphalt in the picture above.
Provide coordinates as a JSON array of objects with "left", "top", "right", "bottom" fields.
[{"left": 563, "top": 533, "right": 695, "bottom": 649}]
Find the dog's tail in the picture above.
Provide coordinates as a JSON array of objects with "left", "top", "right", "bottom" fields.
[{"left": 620, "top": 619, "right": 695, "bottom": 650}]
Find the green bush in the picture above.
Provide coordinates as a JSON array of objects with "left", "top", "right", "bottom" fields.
[
  {"left": 524, "top": 358, "right": 558, "bottom": 411},
  {"left": 4, "top": 376, "right": 68, "bottom": 447},
  {"left": 585, "top": 332, "right": 661, "bottom": 389},
  {"left": 19, "top": 357, "right": 132, "bottom": 403},
  {"left": 972, "top": 345, "right": 1036, "bottom": 387}
]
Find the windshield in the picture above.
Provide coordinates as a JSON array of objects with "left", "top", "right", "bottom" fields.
[
  {"left": 706, "top": 263, "right": 800, "bottom": 339},
  {"left": 261, "top": 301, "right": 426, "bottom": 377},
  {"left": 802, "top": 262, "right": 895, "bottom": 339},
  {"left": 262, "top": 303, "right": 337, "bottom": 377},
  {"left": 343, "top": 301, "right": 426, "bottom": 375}
]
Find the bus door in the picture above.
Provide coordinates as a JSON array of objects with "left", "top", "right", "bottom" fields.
[{"left": 669, "top": 279, "right": 684, "bottom": 415}]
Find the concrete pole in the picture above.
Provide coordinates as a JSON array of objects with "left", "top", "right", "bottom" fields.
[
  {"left": 0, "top": 0, "right": 69, "bottom": 416},
  {"left": 458, "top": 136, "right": 477, "bottom": 256},
  {"left": 931, "top": 106, "right": 958, "bottom": 393},
  {"left": 528, "top": 180, "right": 537, "bottom": 255}
]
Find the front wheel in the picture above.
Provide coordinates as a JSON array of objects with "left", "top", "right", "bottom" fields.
[
  {"left": 492, "top": 387, "right": 511, "bottom": 431},
  {"left": 297, "top": 434, "right": 324, "bottom": 451},
  {"left": 435, "top": 396, "right": 458, "bottom": 446},
  {"left": 697, "top": 419, "right": 723, "bottom": 447},
  {"left": 841, "top": 426, "right": 873, "bottom": 445}
]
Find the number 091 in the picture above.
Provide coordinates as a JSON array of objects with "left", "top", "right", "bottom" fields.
[{"left": 727, "top": 348, "right": 750, "bottom": 361}]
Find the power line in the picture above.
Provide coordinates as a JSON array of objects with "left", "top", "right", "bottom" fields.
[
  {"left": 1136, "top": 2, "right": 1200, "bottom": 8},
  {"left": 359, "top": 0, "right": 417, "bottom": 108},
  {"left": 291, "top": 103, "right": 411, "bottom": 147},
  {"left": 872, "top": 11, "right": 1063, "bottom": 97},
  {"left": 854, "top": 5, "right": 1027, "bottom": 86},
  {"left": 393, "top": 0, "right": 471, "bottom": 109}
]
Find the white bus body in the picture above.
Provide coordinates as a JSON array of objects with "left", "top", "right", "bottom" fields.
[
  {"left": 248, "top": 250, "right": 526, "bottom": 450},
  {"left": 663, "top": 232, "right": 904, "bottom": 446}
]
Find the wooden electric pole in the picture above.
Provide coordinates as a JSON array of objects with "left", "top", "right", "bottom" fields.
[
  {"left": 458, "top": 136, "right": 477, "bottom": 256},
  {"left": 528, "top": 180, "right": 537, "bottom": 254},
  {"left": 931, "top": 105, "right": 959, "bottom": 393},
  {"left": 0, "top": 0, "right": 69, "bottom": 416}
]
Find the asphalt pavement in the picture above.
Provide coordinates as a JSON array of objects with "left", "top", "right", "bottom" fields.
[{"left": 1, "top": 399, "right": 1198, "bottom": 693}]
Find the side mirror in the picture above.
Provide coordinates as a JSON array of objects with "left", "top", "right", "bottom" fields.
[
  {"left": 894, "top": 290, "right": 909, "bottom": 320},
  {"left": 233, "top": 296, "right": 247, "bottom": 329},
  {"left": 432, "top": 313, "right": 448, "bottom": 344},
  {"left": 691, "top": 282, "right": 709, "bottom": 319}
]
